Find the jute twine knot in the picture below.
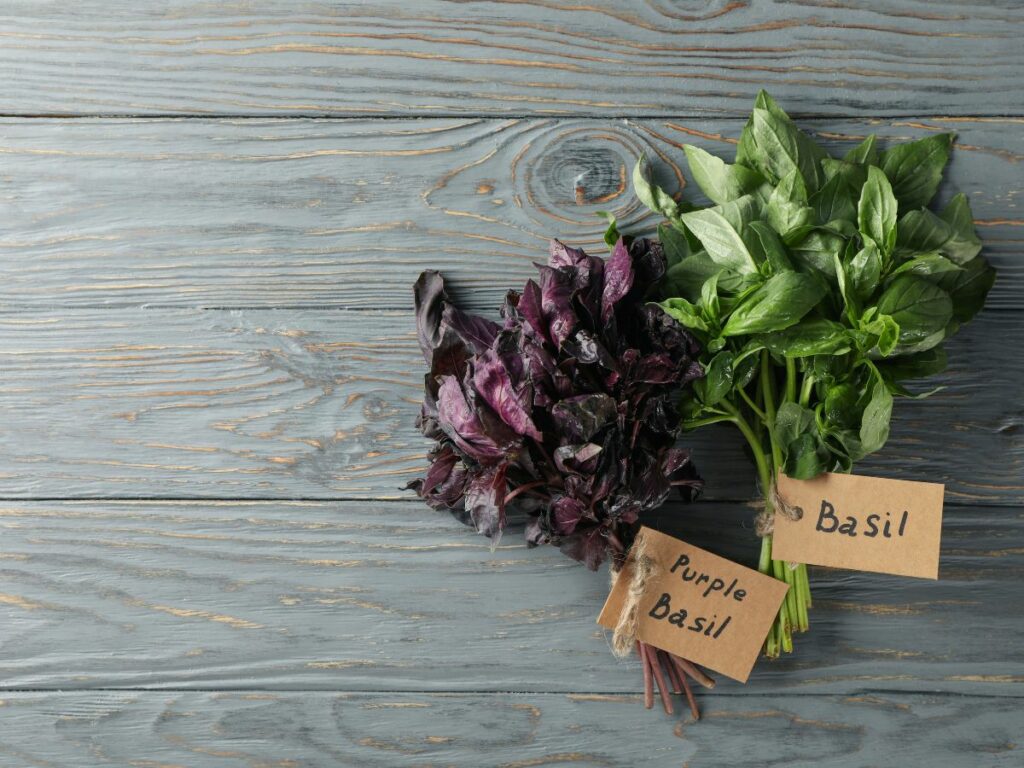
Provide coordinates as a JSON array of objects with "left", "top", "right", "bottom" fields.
[
  {"left": 754, "top": 483, "right": 804, "bottom": 537},
  {"left": 609, "top": 535, "right": 657, "bottom": 658}
]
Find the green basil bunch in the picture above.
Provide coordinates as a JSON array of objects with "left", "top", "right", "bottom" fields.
[{"left": 633, "top": 91, "right": 995, "bottom": 657}]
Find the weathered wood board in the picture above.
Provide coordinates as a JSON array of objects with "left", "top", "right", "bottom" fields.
[
  {"left": 0, "top": 117, "right": 1018, "bottom": 310},
  {"left": 0, "top": 308, "right": 1018, "bottom": 503},
  {"left": 1, "top": 0, "right": 1022, "bottom": 761},
  {"left": 0, "top": 500, "right": 1020, "bottom": 694},
  {"left": 0, "top": 1, "right": 1020, "bottom": 118},
  {"left": 0, "top": 691, "right": 1019, "bottom": 768}
]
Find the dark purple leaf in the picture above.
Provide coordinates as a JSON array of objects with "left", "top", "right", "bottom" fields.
[
  {"left": 443, "top": 304, "right": 499, "bottom": 354},
  {"left": 517, "top": 280, "right": 548, "bottom": 342},
  {"left": 558, "top": 526, "right": 608, "bottom": 570},
  {"left": 436, "top": 375, "right": 513, "bottom": 461},
  {"left": 464, "top": 463, "right": 508, "bottom": 539},
  {"left": 413, "top": 270, "right": 448, "bottom": 362},
  {"left": 601, "top": 238, "right": 635, "bottom": 324},
  {"left": 472, "top": 349, "right": 542, "bottom": 440},
  {"left": 550, "top": 393, "right": 616, "bottom": 442},
  {"left": 524, "top": 516, "right": 549, "bottom": 547},
  {"left": 554, "top": 442, "right": 603, "bottom": 475},
  {"left": 550, "top": 494, "right": 588, "bottom": 536},
  {"left": 537, "top": 265, "right": 578, "bottom": 348}
]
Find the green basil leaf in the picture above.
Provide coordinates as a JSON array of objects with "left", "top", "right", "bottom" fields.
[
  {"left": 758, "top": 318, "right": 851, "bottom": 358},
  {"left": 939, "top": 193, "right": 983, "bottom": 263},
  {"left": 834, "top": 250, "right": 858, "bottom": 319},
  {"left": 633, "top": 156, "right": 680, "bottom": 220},
  {"left": 722, "top": 271, "right": 826, "bottom": 336},
  {"left": 683, "top": 144, "right": 765, "bottom": 205},
  {"left": 824, "top": 383, "right": 860, "bottom": 429},
  {"left": 745, "top": 220, "right": 792, "bottom": 274},
  {"left": 843, "top": 134, "right": 879, "bottom": 166},
  {"left": 876, "top": 275, "right": 953, "bottom": 353},
  {"left": 700, "top": 273, "right": 721, "bottom": 320},
  {"left": 896, "top": 208, "right": 952, "bottom": 255},
  {"left": 681, "top": 206, "right": 758, "bottom": 274},
  {"left": 934, "top": 254, "right": 996, "bottom": 323},
  {"left": 784, "top": 433, "right": 831, "bottom": 479},
  {"left": 775, "top": 402, "right": 832, "bottom": 479},
  {"left": 658, "top": 297, "right": 708, "bottom": 332},
  {"left": 789, "top": 229, "right": 844, "bottom": 278},
  {"left": 879, "top": 133, "right": 954, "bottom": 211},
  {"left": 658, "top": 223, "right": 690, "bottom": 268},
  {"left": 596, "top": 211, "right": 620, "bottom": 248},
  {"left": 858, "top": 166, "right": 898, "bottom": 254},
  {"left": 775, "top": 401, "right": 815, "bottom": 448},
  {"left": 860, "top": 312, "right": 900, "bottom": 357},
  {"left": 878, "top": 346, "right": 948, "bottom": 381},
  {"left": 889, "top": 252, "right": 962, "bottom": 280},
  {"left": 700, "top": 351, "right": 734, "bottom": 406},
  {"left": 858, "top": 379, "right": 893, "bottom": 455},
  {"left": 811, "top": 173, "right": 857, "bottom": 224},
  {"left": 662, "top": 250, "right": 747, "bottom": 303},
  {"left": 748, "top": 106, "right": 827, "bottom": 193},
  {"left": 767, "top": 168, "right": 814, "bottom": 239},
  {"left": 848, "top": 242, "right": 882, "bottom": 300},
  {"left": 821, "top": 158, "right": 868, "bottom": 193}
]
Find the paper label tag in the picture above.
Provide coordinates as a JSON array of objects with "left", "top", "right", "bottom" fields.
[
  {"left": 597, "top": 527, "right": 789, "bottom": 683},
  {"left": 772, "top": 472, "right": 944, "bottom": 580}
]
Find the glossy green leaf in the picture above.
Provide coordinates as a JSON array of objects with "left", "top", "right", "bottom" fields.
[
  {"left": 848, "top": 242, "right": 882, "bottom": 300},
  {"left": 934, "top": 254, "right": 996, "bottom": 323},
  {"left": 876, "top": 275, "right": 953, "bottom": 353},
  {"left": 758, "top": 318, "right": 851, "bottom": 358},
  {"left": 658, "top": 223, "right": 690, "bottom": 268},
  {"left": 859, "top": 379, "right": 893, "bottom": 455},
  {"left": 843, "top": 134, "right": 878, "bottom": 165},
  {"left": 633, "top": 156, "right": 680, "bottom": 220},
  {"left": 658, "top": 297, "right": 708, "bottom": 332},
  {"left": 681, "top": 206, "right": 758, "bottom": 274},
  {"left": 879, "top": 133, "right": 953, "bottom": 211},
  {"left": 722, "top": 271, "right": 826, "bottom": 336},
  {"left": 858, "top": 166, "right": 898, "bottom": 254},
  {"left": 683, "top": 144, "right": 765, "bottom": 204}
]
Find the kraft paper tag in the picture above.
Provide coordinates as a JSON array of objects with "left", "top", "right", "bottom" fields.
[
  {"left": 772, "top": 472, "right": 944, "bottom": 580},
  {"left": 597, "top": 527, "right": 789, "bottom": 683}
]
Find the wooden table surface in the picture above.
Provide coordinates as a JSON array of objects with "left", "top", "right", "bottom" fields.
[{"left": 0, "top": 2, "right": 1021, "bottom": 765}]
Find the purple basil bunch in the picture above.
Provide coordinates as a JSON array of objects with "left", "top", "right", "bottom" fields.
[{"left": 409, "top": 238, "right": 704, "bottom": 569}]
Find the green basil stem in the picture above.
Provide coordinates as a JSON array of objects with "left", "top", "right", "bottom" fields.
[
  {"left": 702, "top": 388, "right": 812, "bottom": 655},
  {"left": 799, "top": 373, "right": 815, "bottom": 408}
]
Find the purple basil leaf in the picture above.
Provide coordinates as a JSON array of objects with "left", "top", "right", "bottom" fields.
[
  {"left": 442, "top": 304, "right": 499, "bottom": 354},
  {"left": 436, "top": 375, "right": 511, "bottom": 461},
  {"left": 550, "top": 393, "right": 616, "bottom": 442},
  {"left": 554, "top": 442, "right": 603, "bottom": 475},
  {"left": 537, "top": 265, "right": 578, "bottom": 348},
  {"left": 558, "top": 526, "right": 608, "bottom": 570},
  {"left": 464, "top": 463, "right": 508, "bottom": 540},
  {"left": 550, "top": 494, "right": 587, "bottom": 536},
  {"left": 413, "top": 270, "right": 448, "bottom": 363},
  {"left": 472, "top": 348, "right": 542, "bottom": 440},
  {"left": 524, "top": 516, "right": 549, "bottom": 547},
  {"left": 601, "top": 238, "right": 635, "bottom": 324}
]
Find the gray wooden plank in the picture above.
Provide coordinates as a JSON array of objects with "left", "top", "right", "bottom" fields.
[
  {"left": 0, "top": 117, "right": 1018, "bottom": 310},
  {"left": 0, "top": 307, "right": 1019, "bottom": 503},
  {"left": 0, "top": 691, "right": 1020, "bottom": 768},
  {"left": 0, "top": 1, "right": 1020, "bottom": 118},
  {"left": 0, "top": 499, "right": 1020, "bottom": 694}
]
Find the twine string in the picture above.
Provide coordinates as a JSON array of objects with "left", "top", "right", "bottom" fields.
[
  {"left": 610, "top": 534, "right": 657, "bottom": 658},
  {"left": 754, "top": 483, "right": 804, "bottom": 537}
]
